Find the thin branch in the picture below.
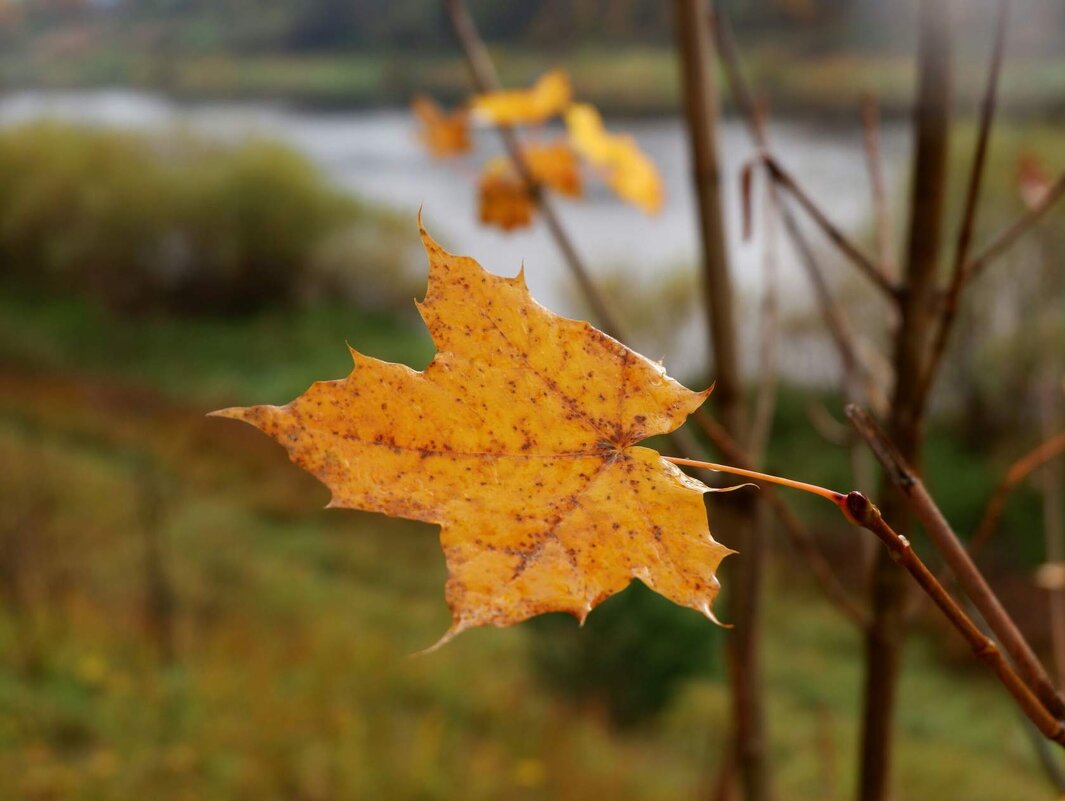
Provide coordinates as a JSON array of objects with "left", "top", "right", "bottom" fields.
[
  {"left": 859, "top": 2, "right": 955, "bottom": 794},
  {"left": 970, "top": 430, "right": 1065, "bottom": 559},
  {"left": 713, "top": 9, "right": 889, "bottom": 416},
  {"left": 953, "top": 0, "right": 1010, "bottom": 273},
  {"left": 444, "top": 0, "right": 715, "bottom": 482},
  {"left": 806, "top": 401, "right": 850, "bottom": 448},
  {"left": 713, "top": 4, "right": 884, "bottom": 620},
  {"left": 712, "top": 10, "right": 875, "bottom": 289},
  {"left": 846, "top": 405, "right": 1065, "bottom": 720},
  {"left": 675, "top": 6, "right": 767, "bottom": 798},
  {"left": 676, "top": 0, "right": 743, "bottom": 429},
  {"left": 670, "top": 447, "right": 1065, "bottom": 751},
  {"left": 842, "top": 490, "right": 1065, "bottom": 749},
  {"left": 963, "top": 172, "right": 1065, "bottom": 282},
  {"left": 761, "top": 153, "right": 897, "bottom": 299},
  {"left": 711, "top": 7, "right": 762, "bottom": 145},
  {"left": 862, "top": 93, "right": 896, "bottom": 278},
  {"left": 746, "top": 168, "right": 781, "bottom": 464},
  {"left": 442, "top": 0, "right": 625, "bottom": 339},
  {"left": 916, "top": 0, "right": 1011, "bottom": 410},
  {"left": 779, "top": 200, "right": 891, "bottom": 417},
  {"left": 709, "top": 738, "right": 739, "bottom": 801}
]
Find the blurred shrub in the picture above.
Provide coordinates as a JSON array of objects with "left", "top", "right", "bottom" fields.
[
  {"left": 527, "top": 581, "right": 721, "bottom": 727},
  {"left": 0, "top": 121, "right": 419, "bottom": 313}
]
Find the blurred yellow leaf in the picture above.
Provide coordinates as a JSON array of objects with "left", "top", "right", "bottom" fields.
[
  {"left": 471, "top": 70, "right": 572, "bottom": 126},
  {"left": 522, "top": 139, "right": 582, "bottom": 198},
  {"left": 478, "top": 162, "right": 534, "bottom": 232},
  {"left": 213, "top": 223, "right": 730, "bottom": 644},
  {"left": 412, "top": 96, "right": 471, "bottom": 158},
  {"left": 475, "top": 140, "right": 580, "bottom": 231},
  {"left": 566, "top": 103, "right": 663, "bottom": 214}
]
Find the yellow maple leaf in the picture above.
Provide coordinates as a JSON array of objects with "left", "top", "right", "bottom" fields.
[
  {"left": 412, "top": 95, "right": 471, "bottom": 158},
  {"left": 566, "top": 103, "right": 663, "bottom": 214},
  {"left": 211, "top": 222, "right": 731, "bottom": 644},
  {"left": 471, "top": 70, "right": 572, "bottom": 126}
]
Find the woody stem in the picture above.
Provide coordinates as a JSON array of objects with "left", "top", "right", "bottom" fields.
[{"left": 665, "top": 452, "right": 1065, "bottom": 749}]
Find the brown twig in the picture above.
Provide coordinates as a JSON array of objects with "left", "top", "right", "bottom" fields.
[
  {"left": 916, "top": 0, "right": 1011, "bottom": 412},
  {"left": 675, "top": 4, "right": 767, "bottom": 798},
  {"left": 806, "top": 401, "right": 850, "bottom": 448},
  {"left": 722, "top": 66, "right": 791, "bottom": 459},
  {"left": 442, "top": 0, "right": 625, "bottom": 339},
  {"left": 710, "top": 737, "right": 739, "bottom": 801},
  {"left": 713, "top": 2, "right": 880, "bottom": 623},
  {"left": 713, "top": 10, "right": 888, "bottom": 416},
  {"left": 779, "top": 201, "right": 891, "bottom": 417},
  {"left": 963, "top": 172, "right": 1065, "bottom": 282},
  {"left": 846, "top": 405, "right": 1065, "bottom": 720},
  {"left": 859, "top": 2, "right": 954, "bottom": 796},
  {"left": 676, "top": 0, "right": 743, "bottom": 429},
  {"left": 444, "top": 0, "right": 691, "bottom": 461},
  {"left": 669, "top": 450, "right": 1065, "bottom": 751},
  {"left": 761, "top": 154, "right": 897, "bottom": 299},
  {"left": 970, "top": 429, "right": 1065, "bottom": 559},
  {"left": 861, "top": 93, "right": 896, "bottom": 278},
  {"left": 746, "top": 163, "right": 781, "bottom": 464},
  {"left": 952, "top": 0, "right": 1010, "bottom": 273},
  {"left": 841, "top": 490, "right": 1065, "bottom": 749}
]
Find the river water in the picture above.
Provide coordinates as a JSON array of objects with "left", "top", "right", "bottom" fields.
[{"left": 0, "top": 90, "right": 910, "bottom": 380}]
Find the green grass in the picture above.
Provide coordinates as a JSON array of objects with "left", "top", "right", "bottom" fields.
[
  {"left": 0, "top": 288, "right": 1058, "bottom": 799},
  {"left": 0, "top": 289, "right": 433, "bottom": 408}
]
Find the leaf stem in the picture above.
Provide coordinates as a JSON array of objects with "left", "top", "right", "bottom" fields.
[
  {"left": 842, "top": 492, "right": 1065, "bottom": 748},
  {"left": 663, "top": 456, "right": 848, "bottom": 506}
]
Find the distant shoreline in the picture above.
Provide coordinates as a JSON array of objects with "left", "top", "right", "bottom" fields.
[{"left": 6, "top": 47, "right": 1065, "bottom": 121}]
